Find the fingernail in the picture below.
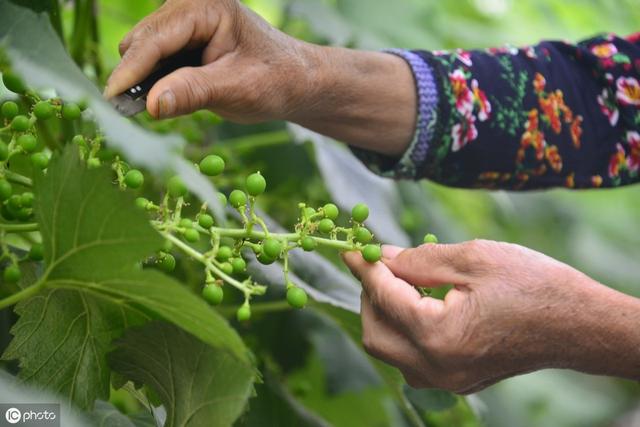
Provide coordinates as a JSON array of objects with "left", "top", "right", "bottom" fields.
[
  {"left": 382, "top": 244, "right": 403, "bottom": 260},
  {"left": 157, "top": 90, "right": 176, "bottom": 118}
]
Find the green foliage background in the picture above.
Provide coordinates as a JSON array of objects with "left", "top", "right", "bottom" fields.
[{"left": 1, "top": 0, "right": 639, "bottom": 426}]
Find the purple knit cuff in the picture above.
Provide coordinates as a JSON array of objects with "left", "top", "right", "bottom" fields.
[{"left": 351, "top": 49, "right": 439, "bottom": 179}]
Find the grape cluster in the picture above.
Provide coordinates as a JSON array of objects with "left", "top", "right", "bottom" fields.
[
  {"left": 135, "top": 154, "right": 383, "bottom": 321},
  {"left": 0, "top": 75, "right": 87, "bottom": 283}
]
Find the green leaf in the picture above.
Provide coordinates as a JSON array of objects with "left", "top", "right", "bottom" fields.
[
  {"left": 3, "top": 289, "right": 144, "bottom": 409},
  {"left": 3, "top": 147, "right": 251, "bottom": 409},
  {"left": 109, "top": 322, "right": 255, "bottom": 427}
]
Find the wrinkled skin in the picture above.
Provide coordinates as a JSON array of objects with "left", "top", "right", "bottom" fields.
[{"left": 343, "top": 241, "right": 640, "bottom": 393}]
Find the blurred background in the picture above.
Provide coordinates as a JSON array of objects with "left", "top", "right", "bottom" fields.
[{"left": 11, "top": 0, "right": 640, "bottom": 426}]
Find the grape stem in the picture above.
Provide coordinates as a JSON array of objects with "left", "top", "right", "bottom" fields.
[
  {"left": 0, "top": 275, "right": 47, "bottom": 311},
  {"left": 0, "top": 223, "right": 39, "bottom": 232},
  {"left": 158, "top": 230, "right": 256, "bottom": 295},
  {"left": 4, "top": 171, "right": 33, "bottom": 188},
  {"left": 209, "top": 227, "right": 355, "bottom": 251}
]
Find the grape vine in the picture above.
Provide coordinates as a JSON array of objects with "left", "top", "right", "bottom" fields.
[{"left": 0, "top": 71, "right": 383, "bottom": 321}]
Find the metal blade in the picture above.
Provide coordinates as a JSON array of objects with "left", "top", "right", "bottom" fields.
[{"left": 110, "top": 93, "right": 147, "bottom": 117}]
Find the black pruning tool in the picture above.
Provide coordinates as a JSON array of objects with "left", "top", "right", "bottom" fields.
[{"left": 109, "top": 48, "right": 204, "bottom": 117}]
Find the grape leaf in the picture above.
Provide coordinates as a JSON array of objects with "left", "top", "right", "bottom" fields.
[
  {"left": 3, "top": 147, "right": 252, "bottom": 409},
  {"left": 109, "top": 322, "right": 255, "bottom": 427}
]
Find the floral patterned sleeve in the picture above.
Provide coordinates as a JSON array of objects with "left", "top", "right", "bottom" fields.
[{"left": 357, "top": 33, "right": 640, "bottom": 189}]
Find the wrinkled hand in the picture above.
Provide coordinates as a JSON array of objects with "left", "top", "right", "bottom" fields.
[
  {"left": 104, "top": 0, "right": 417, "bottom": 155},
  {"left": 343, "top": 240, "right": 640, "bottom": 394},
  {"left": 104, "top": 0, "right": 315, "bottom": 121}
]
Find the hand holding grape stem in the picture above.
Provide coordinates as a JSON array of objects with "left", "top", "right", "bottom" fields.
[
  {"left": 103, "top": 0, "right": 640, "bottom": 390},
  {"left": 343, "top": 240, "right": 640, "bottom": 393}
]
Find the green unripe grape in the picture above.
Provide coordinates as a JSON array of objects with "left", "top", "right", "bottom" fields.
[
  {"left": 257, "top": 251, "right": 276, "bottom": 265},
  {"left": 16, "top": 208, "right": 32, "bottom": 221},
  {"left": 183, "top": 228, "right": 200, "bottom": 243},
  {"left": 124, "top": 169, "right": 144, "bottom": 189},
  {"left": 236, "top": 304, "right": 251, "bottom": 322},
  {"left": 1, "top": 73, "right": 25, "bottom": 94},
  {"left": 229, "top": 190, "right": 247, "bottom": 208},
  {"left": 33, "top": 101, "right": 54, "bottom": 120},
  {"left": 217, "top": 192, "right": 227, "bottom": 206},
  {"left": 135, "top": 197, "right": 149, "bottom": 209},
  {"left": 354, "top": 227, "right": 373, "bottom": 244},
  {"left": 11, "top": 115, "right": 30, "bottom": 132},
  {"left": 167, "top": 176, "right": 187, "bottom": 198},
  {"left": 20, "top": 192, "right": 34, "bottom": 207},
  {"left": 7, "top": 194, "right": 22, "bottom": 210},
  {"left": 423, "top": 234, "right": 438, "bottom": 244},
  {"left": 0, "top": 179, "right": 12, "bottom": 201},
  {"left": 245, "top": 172, "right": 266, "bottom": 196},
  {"left": 29, "top": 243, "right": 44, "bottom": 261},
  {"left": 220, "top": 262, "right": 233, "bottom": 275},
  {"left": 0, "top": 141, "right": 8, "bottom": 161},
  {"left": 351, "top": 203, "right": 369, "bottom": 223},
  {"left": 72, "top": 135, "right": 86, "bottom": 147},
  {"left": 87, "top": 158, "right": 101, "bottom": 169},
  {"left": 361, "top": 244, "right": 382, "bottom": 263},
  {"left": 262, "top": 238, "right": 282, "bottom": 259},
  {"left": 199, "top": 155, "right": 225, "bottom": 176},
  {"left": 231, "top": 257, "right": 246, "bottom": 273},
  {"left": 198, "top": 214, "right": 214, "bottom": 229},
  {"left": 300, "top": 236, "right": 316, "bottom": 252},
  {"left": 2, "top": 72, "right": 26, "bottom": 94},
  {"left": 318, "top": 218, "right": 334, "bottom": 234},
  {"left": 3, "top": 265, "right": 21, "bottom": 283},
  {"left": 1, "top": 101, "right": 19, "bottom": 119},
  {"left": 61, "top": 102, "right": 81, "bottom": 120},
  {"left": 18, "top": 134, "right": 37, "bottom": 152},
  {"left": 202, "top": 284, "right": 224, "bottom": 305},
  {"left": 162, "top": 239, "right": 173, "bottom": 252},
  {"left": 286, "top": 286, "right": 308, "bottom": 309},
  {"left": 31, "top": 152, "right": 49, "bottom": 170},
  {"left": 304, "top": 207, "right": 316, "bottom": 218},
  {"left": 216, "top": 246, "right": 233, "bottom": 261},
  {"left": 179, "top": 218, "right": 193, "bottom": 229},
  {"left": 158, "top": 253, "right": 176, "bottom": 272},
  {"left": 322, "top": 203, "right": 339, "bottom": 220}
]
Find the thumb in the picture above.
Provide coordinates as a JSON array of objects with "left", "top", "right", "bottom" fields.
[
  {"left": 384, "top": 242, "right": 475, "bottom": 288},
  {"left": 146, "top": 64, "right": 220, "bottom": 118}
]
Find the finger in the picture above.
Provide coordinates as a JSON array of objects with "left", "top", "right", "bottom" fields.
[
  {"left": 381, "top": 244, "right": 404, "bottom": 260},
  {"left": 360, "top": 293, "right": 430, "bottom": 385},
  {"left": 146, "top": 62, "right": 225, "bottom": 118},
  {"left": 343, "top": 251, "right": 443, "bottom": 325},
  {"left": 105, "top": 9, "right": 220, "bottom": 99},
  {"left": 384, "top": 241, "right": 486, "bottom": 288}
]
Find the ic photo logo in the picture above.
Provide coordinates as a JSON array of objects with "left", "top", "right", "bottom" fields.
[
  {"left": 0, "top": 404, "right": 59, "bottom": 426},
  {"left": 4, "top": 408, "right": 20, "bottom": 424}
]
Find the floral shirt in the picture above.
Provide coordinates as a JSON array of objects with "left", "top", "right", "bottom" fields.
[{"left": 358, "top": 33, "right": 640, "bottom": 189}]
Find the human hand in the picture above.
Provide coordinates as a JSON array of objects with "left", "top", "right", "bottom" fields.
[
  {"left": 104, "top": 0, "right": 320, "bottom": 122},
  {"left": 105, "top": 0, "right": 417, "bottom": 155},
  {"left": 343, "top": 240, "right": 640, "bottom": 393}
]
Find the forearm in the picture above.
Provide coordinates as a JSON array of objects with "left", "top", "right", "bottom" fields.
[
  {"left": 286, "top": 44, "right": 417, "bottom": 157},
  {"left": 565, "top": 275, "right": 640, "bottom": 380}
]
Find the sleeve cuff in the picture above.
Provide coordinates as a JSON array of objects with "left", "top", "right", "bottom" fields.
[{"left": 351, "top": 49, "right": 439, "bottom": 179}]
